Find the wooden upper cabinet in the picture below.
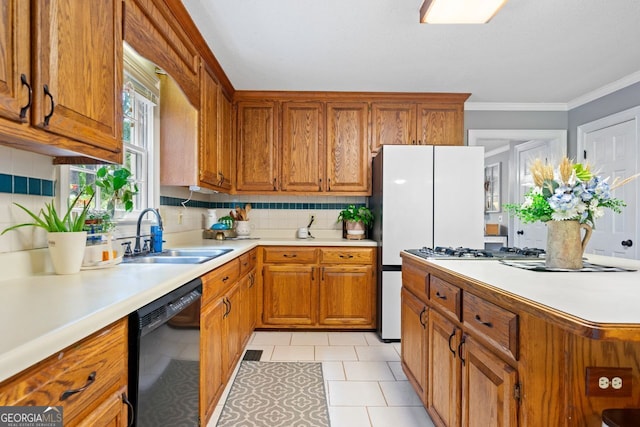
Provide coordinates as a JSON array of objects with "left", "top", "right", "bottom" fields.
[
  {"left": 236, "top": 101, "right": 278, "bottom": 192},
  {"left": 281, "top": 102, "right": 325, "bottom": 192},
  {"left": 326, "top": 102, "right": 370, "bottom": 194},
  {"left": 33, "top": 0, "right": 123, "bottom": 154},
  {"left": 371, "top": 103, "right": 417, "bottom": 154},
  {"left": 417, "top": 103, "right": 464, "bottom": 146},
  {"left": 217, "top": 92, "right": 234, "bottom": 192},
  {"left": 199, "top": 63, "right": 220, "bottom": 187},
  {"left": 0, "top": 0, "right": 30, "bottom": 123}
]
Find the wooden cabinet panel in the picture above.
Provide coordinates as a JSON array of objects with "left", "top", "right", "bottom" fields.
[
  {"left": 33, "top": 0, "right": 122, "bottom": 154},
  {"left": 74, "top": 386, "right": 129, "bottom": 427},
  {"left": 417, "top": 103, "right": 463, "bottom": 146},
  {"left": 217, "top": 91, "right": 234, "bottom": 191},
  {"left": 281, "top": 102, "right": 325, "bottom": 191},
  {"left": 319, "top": 265, "right": 375, "bottom": 327},
  {"left": 401, "top": 288, "right": 428, "bottom": 405},
  {"left": 371, "top": 103, "right": 417, "bottom": 154},
  {"left": 222, "top": 282, "right": 242, "bottom": 374},
  {"left": 402, "top": 256, "right": 429, "bottom": 302},
  {"left": 461, "top": 336, "right": 518, "bottom": 427},
  {"left": 236, "top": 101, "right": 278, "bottom": 191},
  {"left": 262, "top": 264, "right": 317, "bottom": 325},
  {"left": 199, "top": 63, "right": 220, "bottom": 187},
  {"left": 319, "top": 247, "right": 375, "bottom": 265},
  {"left": 201, "top": 258, "right": 240, "bottom": 306},
  {"left": 123, "top": 0, "right": 199, "bottom": 107},
  {"left": 0, "top": 319, "right": 128, "bottom": 425},
  {"left": 428, "top": 310, "right": 461, "bottom": 427},
  {"left": 463, "top": 292, "right": 518, "bottom": 361},
  {"left": 200, "top": 297, "right": 225, "bottom": 423},
  {"left": 326, "top": 102, "right": 370, "bottom": 193},
  {"left": 429, "top": 276, "right": 462, "bottom": 321},
  {"left": 262, "top": 246, "right": 318, "bottom": 264},
  {"left": 0, "top": 0, "right": 30, "bottom": 123}
]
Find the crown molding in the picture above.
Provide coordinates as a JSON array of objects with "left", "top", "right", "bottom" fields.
[
  {"left": 464, "top": 102, "right": 568, "bottom": 111},
  {"left": 567, "top": 70, "right": 640, "bottom": 110}
]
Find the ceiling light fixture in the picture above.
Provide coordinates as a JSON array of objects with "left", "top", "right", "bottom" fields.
[{"left": 420, "top": 0, "right": 508, "bottom": 24}]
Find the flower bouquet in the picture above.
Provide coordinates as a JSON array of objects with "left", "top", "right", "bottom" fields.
[
  {"left": 505, "top": 157, "right": 637, "bottom": 269},
  {"left": 505, "top": 157, "right": 634, "bottom": 227}
]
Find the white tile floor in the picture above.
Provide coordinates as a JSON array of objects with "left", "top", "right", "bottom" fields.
[{"left": 207, "top": 331, "right": 436, "bottom": 427}]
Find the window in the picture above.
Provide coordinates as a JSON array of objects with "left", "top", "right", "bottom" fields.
[{"left": 62, "top": 66, "right": 158, "bottom": 220}]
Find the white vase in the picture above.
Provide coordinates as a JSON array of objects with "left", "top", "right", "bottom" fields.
[
  {"left": 48, "top": 232, "right": 88, "bottom": 275},
  {"left": 235, "top": 221, "right": 251, "bottom": 237}
]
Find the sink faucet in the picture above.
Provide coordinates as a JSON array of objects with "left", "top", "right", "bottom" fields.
[{"left": 134, "top": 208, "right": 164, "bottom": 254}]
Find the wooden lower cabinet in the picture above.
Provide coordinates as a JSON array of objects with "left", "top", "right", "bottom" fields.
[
  {"left": 259, "top": 246, "right": 376, "bottom": 329},
  {"left": 200, "top": 249, "right": 257, "bottom": 426},
  {"left": 319, "top": 265, "right": 375, "bottom": 326},
  {"left": 400, "top": 288, "right": 428, "bottom": 404},
  {"left": 0, "top": 319, "right": 130, "bottom": 426},
  {"left": 428, "top": 310, "right": 462, "bottom": 427},
  {"left": 461, "top": 335, "right": 519, "bottom": 427},
  {"left": 262, "top": 264, "right": 317, "bottom": 325}
]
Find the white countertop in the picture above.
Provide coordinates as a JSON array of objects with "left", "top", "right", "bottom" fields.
[
  {"left": 0, "top": 236, "right": 375, "bottom": 382},
  {"left": 404, "top": 252, "right": 640, "bottom": 325}
]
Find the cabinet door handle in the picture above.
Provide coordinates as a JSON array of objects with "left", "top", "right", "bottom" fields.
[
  {"left": 121, "top": 392, "right": 134, "bottom": 427},
  {"left": 339, "top": 254, "right": 354, "bottom": 259},
  {"left": 222, "top": 298, "right": 230, "bottom": 318},
  {"left": 311, "top": 267, "right": 315, "bottom": 281},
  {"left": 435, "top": 291, "right": 447, "bottom": 300},
  {"left": 222, "top": 275, "right": 230, "bottom": 282},
  {"left": 419, "top": 307, "right": 427, "bottom": 329},
  {"left": 457, "top": 336, "right": 466, "bottom": 365},
  {"left": 318, "top": 178, "right": 322, "bottom": 191},
  {"left": 474, "top": 314, "right": 493, "bottom": 328},
  {"left": 327, "top": 178, "right": 331, "bottom": 191},
  {"left": 60, "top": 371, "right": 96, "bottom": 401},
  {"left": 282, "top": 254, "right": 297, "bottom": 258},
  {"left": 448, "top": 328, "right": 457, "bottom": 357},
  {"left": 20, "top": 74, "right": 32, "bottom": 119},
  {"left": 273, "top": 177, "right": 277, "bottom": 190},
  {"left": 43, "top": 84, "right": 55, "bottom": 126}
]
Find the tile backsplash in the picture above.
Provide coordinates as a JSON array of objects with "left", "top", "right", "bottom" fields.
[{"left": 0, "top": 147, "right": 367, "bottom": 253}]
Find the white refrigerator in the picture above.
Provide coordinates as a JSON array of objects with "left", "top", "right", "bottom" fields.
[{"left": 370, "top": 145, "right": 484, "bottom": 341}]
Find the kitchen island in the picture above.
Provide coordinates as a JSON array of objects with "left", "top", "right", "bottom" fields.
[{"left": 400, "top": 251, "right": 640, "bottom": 427}]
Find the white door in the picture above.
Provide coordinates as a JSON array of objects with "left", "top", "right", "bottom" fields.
[
  {"left": 581, "top": 118, "right": 638, "bottom": 259},
  {"left": 513, "top": 140, "right": 563, "bottom": 249}
]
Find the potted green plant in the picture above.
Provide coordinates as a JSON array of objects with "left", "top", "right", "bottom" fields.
[
  {"left": 337, "top": 204, "right": 374, "bottom": 240},
  {"left": 95, "top": 165, "right": 139, "bottom": 218},
  {"left": 1, "top": 190, "right": 94, "bottom": 274}
]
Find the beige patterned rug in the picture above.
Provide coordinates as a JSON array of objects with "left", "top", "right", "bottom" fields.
[{"left": 216, "top": 361, "right": 330, "bottom": 427}]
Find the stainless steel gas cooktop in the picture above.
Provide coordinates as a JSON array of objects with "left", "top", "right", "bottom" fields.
[{"left": 405, "top": 246, "right": 545, "bottom": 260}]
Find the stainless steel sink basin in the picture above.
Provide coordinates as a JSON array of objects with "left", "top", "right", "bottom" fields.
[{"left": 123, "top": 248, "right": 233, "bottom": 264}]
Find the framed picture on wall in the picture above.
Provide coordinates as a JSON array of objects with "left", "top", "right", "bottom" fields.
[{"left": 484, "top": 162, "right": 501, "bottom": 213}]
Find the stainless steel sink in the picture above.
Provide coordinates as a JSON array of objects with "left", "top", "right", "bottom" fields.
[{"left": 123, "top": 248, "right": 233, "bottom": 264}]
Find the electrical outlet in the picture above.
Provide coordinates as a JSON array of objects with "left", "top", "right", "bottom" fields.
[
  {"left": 498, "top": 215, "right": 503, "bottom": 223},
  {"left": 586, "top": 367, "right": 632, "bottom": 397}
]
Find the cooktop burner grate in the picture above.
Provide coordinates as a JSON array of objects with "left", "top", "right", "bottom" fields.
[{"left": 406, "top": 246, "right": 545, "bottom": 260}]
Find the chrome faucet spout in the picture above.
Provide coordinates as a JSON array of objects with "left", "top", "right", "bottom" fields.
[{"left": 135, "top": 208, "right": 163, "bottom": 253}]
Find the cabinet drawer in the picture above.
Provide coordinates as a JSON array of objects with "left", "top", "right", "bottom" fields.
[
  {"left": 239, "top": 249, "right": 257, "bottom": 277},
  {"left": 429, "top": 276, "right": 461, "bottom": 320},
  {"left": 319, "top": 247, "right": 374, "bottom": 264},
  {"left": 202, "top": 258, "right": 240, "bottom": 305},
  {"left": 402, "top": 257, "right": 429, "bottom": 302},
  {"left": 463, "top": 292, "right": 518, "bottom": 360},
  {"left": 262, "top": 247, "right": 317, "bottom": 264},
  {"left": 0, "top": 319, "right": 127, "bottom": 422}
]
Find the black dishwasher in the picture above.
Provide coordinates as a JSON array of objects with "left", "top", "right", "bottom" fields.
[{"left": 129, "top": 277, "right": 202, "bottom": 427}]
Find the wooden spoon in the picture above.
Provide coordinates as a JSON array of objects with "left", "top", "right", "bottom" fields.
[{"left": 245, "top": 203, "right": 251, "bottom": 218}]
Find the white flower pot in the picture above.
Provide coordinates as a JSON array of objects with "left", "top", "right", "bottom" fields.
[{"left": 48, "top": 232, "right": 88, "bottom": 275}]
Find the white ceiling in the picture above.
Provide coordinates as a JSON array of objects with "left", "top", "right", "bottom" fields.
[{"left": 182, "top": 0, "right": 640, "bottom": 105}]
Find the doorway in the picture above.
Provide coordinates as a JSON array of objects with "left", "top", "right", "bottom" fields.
[
  {"left": 577, "top": 106, "right": 640, "bottom": 259},
  {"left": 468, "top": 129, "right": 567, "bottom": 249}
]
